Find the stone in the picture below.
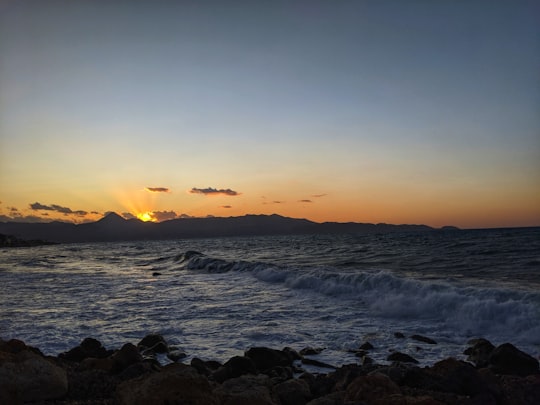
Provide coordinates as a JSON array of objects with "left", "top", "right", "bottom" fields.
[
  {"left": 411, "top": 335, "right": 437, "bottom": 345},
  {"left": 395, "top": 332, "right": 406, "bottom": 339},
  {"left": 499, "top": 374, "right": 540, "bottom": 405},
  {"left": 111, "top": 343, "right": 143, "bottom": 373},
  {"left": 59, "top": 337, "right": 110, "bottom": 362},
  {"left": 388, "top": 351, "right": 420, "bottom": 364},
  {"left": 305, "top": 391, "right": 345, "bottom": 405},
  {"left": 273, "top": 378, "right": 311, "bottom": 405},
  {"left": 116, "top": 363, "right": 219, "bottom": 405},
  {"left": 137, "top": 333, "right": 169, "bottom": 354},
  {"left": 191, "top": 357, "right": 221, "bottom": 376},
  {"left": 245, "top": 347, "right": 293, "bottom": 371},
  {"left": 213, "top": 355, "right": 257, "bottom": 382},
  {"left": 345, "top": 373, "right": 405, "bottom": 404},
  {"left": 359, "top": 341, "right": 375, "bottom": 350},
  {"left": 167, "top": 349, "right": 187, "bottom": 362},
  {"left": 214, "top": 374, "right": 276, "bottom": 405},
  {"left": 300, "top": 347, "right": 325, "bottom": 356},
  {"left": 488, "top": 343, "right": 539, "bottom": 376},
  {"left": 301, "top": 357, "right": 337, "bottom": 370},
  {"left": 465, "top": 338, "right": 495, "bottom": 368},
  {"left": 0, "top": 350, "right": 68, "bottom": 403}
]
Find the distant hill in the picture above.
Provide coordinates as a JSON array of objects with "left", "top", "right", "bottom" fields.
[{"left": 0, "top": 213, "right": 450, "bottom": 244}]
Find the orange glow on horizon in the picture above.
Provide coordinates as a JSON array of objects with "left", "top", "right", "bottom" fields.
[{"left": 136, "top": 212, "right": 156, "bottom": 222}]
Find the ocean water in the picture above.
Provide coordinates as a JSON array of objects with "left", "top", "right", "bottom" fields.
[{"left": 1, "top": 228, "right": 539, "bottom": 368}]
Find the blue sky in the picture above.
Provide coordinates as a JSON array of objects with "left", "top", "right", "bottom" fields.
[{"left": 1, "top": 0, "right": 539, "bottom": 228}]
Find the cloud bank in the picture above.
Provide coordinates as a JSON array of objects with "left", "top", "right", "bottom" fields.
[
  {"left": 30, "top": 202, "right": 88, "bottom": 216},
  {"left": 189, "top": 187, "right": 240, "bottom": 196}
]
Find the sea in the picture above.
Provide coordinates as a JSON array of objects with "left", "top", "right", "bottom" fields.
[{"left": 1, "top": 227, "right": 539, "bottom": 369}]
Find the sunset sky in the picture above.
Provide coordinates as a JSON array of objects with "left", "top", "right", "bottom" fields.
[{"left": 1, "top": 0, "right": 539, "bottom": 229}]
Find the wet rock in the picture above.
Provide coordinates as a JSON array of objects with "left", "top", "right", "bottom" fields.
[
  {"left": 191, "top": 357, "right": 221, "bottom": 377},
  {"left": 0, "top": 338, "right": 43, "bottom": 356},
  {"left": 359, "top": 341, "right": 375, "bottom": 350},
  {"left": 301, "top": 357, "right": 337, "bottom": 370},
  {"left": 111, "top": 343, "right": 143, "bottom": 373},
  {"left": 395, "top": 332, "right": 406, "bottom": 339},
  {"left": 245, "top": 347, "right": 293, "bottom": 371},
  {"left": 137, "top": 333, "right": 169, "bottom": 354},
  {"left": 274, "top": 378, "right": 311, "bottom": 405},
  {"left": 116, "top": 363, "right": 219, "bottom": 405},
  {"left": 305, "top": 391, "right": 345, "bottom": 405},
  {"left": 465, "top": 338, "right": 495, "bottom": 368},
  {"left": 214, "top": 374, "right": 275, "bottom": 405},
  {"left": 488, "top": 343, "right": 540, "bottom": 376},
  {"left": 167, "top": 348, "right": 187, "bottom": 362},
  {"left": 213, "top": 355, "right": 257, "bottom": 382},
  {"left": 300, "top": 347, "right": 325, "bottom": 356},
  {"left": 499, "top": 374, "right": 540, "bottom": 405},
  {"left": 59, "top": 337, "right": 111, "bottom": 362},
  {"left": 411, "top": 334, "right": 437, "bottom": 345},
  {"left": 0, "top": 350, "right": 68, "bottom": 403},
  {"left": 388, "top": 351, "right": 420, "bottom": 364},
  {"left": 283, "top": 346, "right": 302, "bottom": 361},
  {"left": 345, "top": 373, "right": 404, "bottom": 404}
]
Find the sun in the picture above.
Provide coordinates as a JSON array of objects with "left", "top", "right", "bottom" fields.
[{"left": 137, "top": 211, "right": 155, "bottom": 222}]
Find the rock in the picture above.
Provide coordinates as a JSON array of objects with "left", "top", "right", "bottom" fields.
[
  {"left": 191, "top": 357, "right": 221, "bottom": 377},
  {"left": 111, "top": 343, "right": 143, "bottom": 373},
  {"left": 499, "top": 374, "right": 540, "bottom": 405},
  {"left": 395, "top": 332, "right": 406, "bottom": 339},
  {"left": 465, "top": 338, "right": 495, "bottom": 368},
  {"left": 359, "top": 341, "right": 375, "bottom": 350},
  {"left": 301, "top": 357, "right": 337, "bottom": 370},
  {"left": 273, "top": 378, "right": 311, "bottom": 405},
  {"left": 305, "top": 391, "right": 345, "bottom": 405},
  {"left": 116, "top": 363, "right": 219, "bottom": 405},
  {"left": 300, "top": 347, "right": 325, "bottom": 356},
  {"left": 388, "top": 351, "right": 420, "bottom": 364},
  {"left": 411, "top": 335, "right": 437, "bottom": 345},
  {"left": 283, "top": 346, "right": 302, "bottom": 361},
  {"left": 0, "top": 338, "right": 43, "bottom": 356},
  {"left": 59, "top": 337, "right": 110, "bottom": 362},
  {"left": 0, "top": 350, "right": 68, "bottom": 403},
  {"left": 245, "top": 347, "right": 292, "bottom": 371},
  {"left": 488, "top": 343, "right": 539, "bottom": 376},
  {"left": 213, "top": 355, "right": 257, "bottom": 382},
  {"left": 345, "top": 373, "right": 404, "bottom": 404},
  {"left": 167, "top": 349, "right": 187, "bottom": 362},
  {"left": 137, "top": 333, "right": 169, "bottom": 354},
  {"left": 214, "top": 374, "right": 276, "bottom": 405},
  {"left": 152, "top": 271, "right": 161, "bottom": 276}
]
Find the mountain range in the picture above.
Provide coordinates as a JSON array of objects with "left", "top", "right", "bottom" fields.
[{"left": 0, "top": 212, "right": 458, "bottom": 244}]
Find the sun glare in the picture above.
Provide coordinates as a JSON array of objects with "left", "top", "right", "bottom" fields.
[{"left": 137, "top": 212, "right": 155, "bottom": 222}]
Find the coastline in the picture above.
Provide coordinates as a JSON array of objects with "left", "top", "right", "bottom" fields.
[{"left": 1, "top": 334, "right": 538, "bottom": 404}]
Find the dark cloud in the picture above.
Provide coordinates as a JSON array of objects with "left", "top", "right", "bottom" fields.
[
  {"left": 190, "top": 187, "right": 240, "bottom": 196},
  {"left": 263, "top": 200, "right": 285, "bottom": 205},
  {"left": 312, "top": 194, "right": 327, "bottom": 198},
  {"left": 146, "top": 187, "right": 170, "bottom": 193},
  {"left": 30, "top": 202, "right": 87, "bottom": 216},
  {"left": 179, "top": 213, "right": 193, "bottom": 219},
  {"left": 299, "top": 199, "right": 313, "bottom": 203},
  {"left": 0, "top": 214, "right": 56, "bottom": 223},
  {"left": 221, "top": 205, "right": 232, "bottom": 209},
  {"left": 151, "top": 211, "right": 178, "bottom": 222}
]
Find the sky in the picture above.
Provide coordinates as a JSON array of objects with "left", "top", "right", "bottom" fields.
[{"left": 1, "top": 0, "right": 539, "bottom": 229}]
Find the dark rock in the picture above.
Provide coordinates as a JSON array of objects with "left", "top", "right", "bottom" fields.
[
  {"left": 359, "top": 341, "right": 375, "bottom": 350},
  {"left": 301, "top": 357, "right": 337, "bottom": 370},
  {"left": 59, "top": 337, "right": 110, "bottom": 362},
  {"left": 116, "top": 363, "right": 219, "bottom": 405},
  {"left": 213, "top": 355, "right": 258, "bottom": 383},
  {"left": 214, "top": 374, "right": 275, "bottom": 405},
  {"left": 488, "top": 343, "right": 539, "bottom": 376},
  {"left": 465, "top": 338, "right": 495, "bottom": 368},
  {"left": 305, "top": 391, "right": 345, "bottom": 405},
  {"left": 388, "top": 351, "right": 420, "bottom": 364},
  {"left": 111, "top": 343, "right": 143, "bottom": 373},
  {"left": 137, "top": 333, "right": 169, "bottom": 354},
  {"left": 274, "top": 378, "right": 312, "bottom": 405},
  {"left": 499, "top": 374, "right": 540, "bottom": 405},
  {"left": 245, "top": 347, "right": 293, "bottom": 371},
  {"left": 300, "top": 347, "right": 325, "bottom": 356},
  {"left": 167, "top": 349, "right": 187, "bottom": 362},
  {"left": 191, "top": 357, "right": 221, "bottom": 377},
  {"left": 344, "top": 373, "right": 404, "bottom": 404},
  {"left": 395, "top": 332, "right": 406, "bottom": 339},
  {"left": 266, "top": 365, "right": 294, "bottom": 383},
  {"left": 152, "top": 271, "right": 161, "bottom": 276},
  {"left": 411, "top": 335, "right": 437, "bottom": 345},
  {"left": 283, "top": 346, "right": 302, "bottom": 361},
  {"left": 0, "top": 350, "right": 68, "bottom": 403}
]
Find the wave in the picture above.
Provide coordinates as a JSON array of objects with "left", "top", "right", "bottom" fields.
[{"left": 172, "top": 251, "right": 540, "bottom": 343}]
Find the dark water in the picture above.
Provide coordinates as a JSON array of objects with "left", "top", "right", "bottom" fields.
[{"left": 1, "top": 227, "right": 538, "bottom": 366}]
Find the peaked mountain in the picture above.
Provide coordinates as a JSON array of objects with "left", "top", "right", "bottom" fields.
[{"left": 0, "top": 213, "right": 444, "bottom": 244}]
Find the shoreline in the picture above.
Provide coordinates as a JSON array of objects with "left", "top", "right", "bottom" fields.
[{"left": 1, "top": 334, "right": 538, "bottom": 404}]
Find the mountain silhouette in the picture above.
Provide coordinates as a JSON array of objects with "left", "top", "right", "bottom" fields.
[{"left": 0, "top": 213, "right": 446, "bottom": 244}]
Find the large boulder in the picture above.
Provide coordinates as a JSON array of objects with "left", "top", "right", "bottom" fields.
[
  {"left": 344, "top": 373, "right": 405, "bottom": 404},
  {"left": 116, "top": 363, "right": 219, "bottom": 405},
  {"left": 273, "top": 378, "right": 312, "bottom": 405},
  {"left": 465, "top": 338, "right": 495, "bottom": 368},
  {"left": 245, "top": 347, "right": 293, "bottom": 371},
  {"left": 488, "top": 343, "right": 539, "bottom": 377},
  {"left": 137, "top": 334, "right": 169, "bottom": 354},
  {"left": 59, "top": 337, "right": 111, "bottom": 362},
  {"left": 214, "top": 374, "right": 276, "bottom": 405},
  {"left": 0, "top": 350, "right": 68, "bottom": 403}
]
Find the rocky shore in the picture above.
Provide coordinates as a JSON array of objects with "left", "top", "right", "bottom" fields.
[{"left": 1, "top": 335, "right": 538, "bottom": 405}]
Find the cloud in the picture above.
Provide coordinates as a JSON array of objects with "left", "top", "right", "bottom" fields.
[
  {"left": 263, "top": 200, "right": 285, "bottom": 205},
  {"left": 150, "top": 210, "right": 178, "bottom": 222},
  {"left": 189, "top": 187, "right": 240, "bottom": 196},
  {"left": 122, "top": 212, "right": 137, "bottom": 220},
  {"left": 30, "top": 202, "right": 88, "bottom": 216},
  {"left": 312, "top": 194, "right": 327, "bottom": 198},
  {"left": 221, "top": 205, "right": 232, "bottom": 209},
  {"left": 145, "top": 187, "right": 170, "bottom": 193},
  {"left": 298, "top": 199, "right": 313, "bottom": 203}
]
